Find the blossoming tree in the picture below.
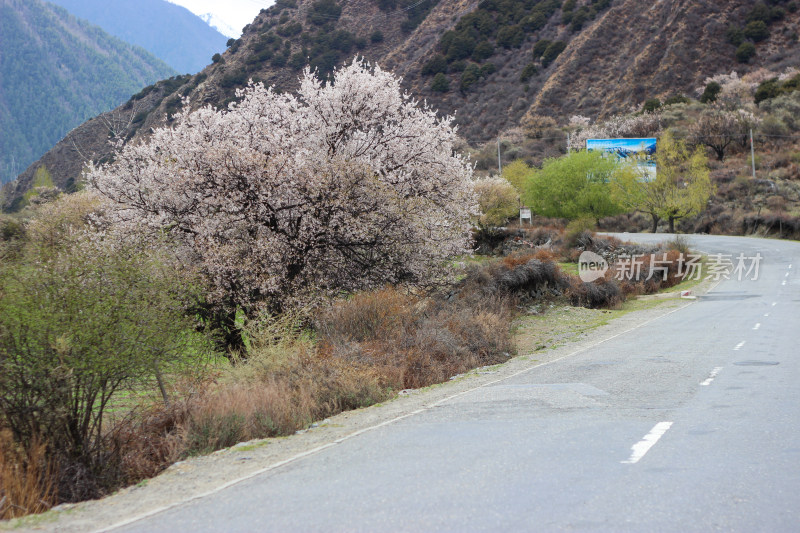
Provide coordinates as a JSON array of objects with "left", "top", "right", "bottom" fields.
[{"left": 89, "top": 59, "right": 476, "bottom": 340}]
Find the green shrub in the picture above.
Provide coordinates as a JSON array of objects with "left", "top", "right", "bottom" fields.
[
  {"left": 472, "top": 40, "right": 495, "bottom": 61},
  {"left": 541, "top": 41, "right": 567, "bottom": 67},
  {"left": 472, "top": 177, "right": 519, "bottom": 228},
  {"left": 307, "top": 0, "right": 341, "bottom": 25},
  {"left": 460, "top": 63, "right": 481, "bottom": 92},
  {"left": 520, "top": 62, "right": 538, "bottom": 82},
  {"left": 664, "top": 95, "right": 690, "bottom": 106},
  {"left": 642, "top": 98, "right": 662, "bottom": 113},
  {"left": 700, "top": 81, "right": 721, "bottom": 103},
  {"left": 497, "top": 25, "right": 524, "bottom": 48},
  {"left": 746, "top": 2, "right": 771, "bottom": 23},
  {"left": 421, "top": 54, "right": 447, "bottom": 76},
  {"left": 736, "top": 41, "right": 756, "bottom": 63},
  {"left": 0, "top": 194, "right": 213, "bottom": 501},
  {"left": 431, "top": 72, "right": 450, "bottom": 92},
  {"left": 744, "top": 20, "right": 769, "bottom": 42},
  {"left": 726, "top": 25, "right": 744, "bottom": 46},
  {"left": 532, "top": 39, "right": 551, "bottom": 59},
  {"left": 480, "top": 62, "right": 497, "bottom": 77}
]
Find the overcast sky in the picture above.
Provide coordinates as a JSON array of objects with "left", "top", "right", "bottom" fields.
[{"left": 166, "top": 0, "right": 271, "bottom": 37}]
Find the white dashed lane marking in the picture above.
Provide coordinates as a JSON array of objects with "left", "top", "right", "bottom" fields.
[
  {"left": 621, "top": 422, "right": 674, "bottom": 464},
  {"left": 700, "top": 367, "right": 723, "bottom": 386}
]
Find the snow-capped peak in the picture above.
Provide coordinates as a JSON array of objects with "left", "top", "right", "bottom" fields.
[{"left": 199, "top": 12, "right": 239, "bottom": 39}]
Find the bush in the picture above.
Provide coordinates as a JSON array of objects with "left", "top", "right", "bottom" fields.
[
  {"left": 497, "top": 25, "right": 524, "bottom": 48},
  {"left": 444, "top": 33, "right": 477, "bottom": 61},
  {"left": 541, "top": 41, "right": 567, "bottom": 67},
  {"left": 736, "top": 42, "right": 756, "bottom": 63},
  {"left": 726, "top": 25, "right": 744, "bottom": 46},
  {"left": 565, "top": 217, "right": 596, "bottom": 246},
  {"left": 532, "top": 39, "right": 550, "bottom": 59},
  {"left": 370, "top": 30, "right": 384, "bottom": 43},
  {"left": 308, "top": 0, "right": 341, "bottom": 25},
  {"left": 421, "top": 54, "right": 447, "bottom": 76},
  {"left": 700, "top": 81, "right": 721, "bottom": 103},
  {"left": 664, "top": 95, "right": 690, "bottom": 106},
  {"left": 316, "top": 287, "right": 514, "bottom": 390},
  {"left": 520, "top": 62, "right": 538, "bottom": 82},
  {"left": 472, "top": 41, "right": 495, "bottom": 61},
  {"left": 0, "top": 194, "right": 213, "bottom": 502},
  {"left": 744, "top": 20, "right": 770, "bottom": 42},
  {"left": 642, "top": 98, "right": 662, "bottom": 113},
  {"left": 460, "top": 63, "right": 481, "bottom": 92},
  {"left": 431, "top": 72, "right": 450, "bottom": 92},
  {"left": 473, "top": 177, "right": 519, "bottom": 228},
  {"left": 568, "top": 277, "right": 622, "bottom": 309}
]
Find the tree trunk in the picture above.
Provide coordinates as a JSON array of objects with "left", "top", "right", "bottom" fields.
[
  {"left": 651, "top": 214, "right": 659, "bottom": 233},
  {"left": 154, "top": 360, "right": 170, "bottom": 407},
  {"left": 668, "top": 216, "right": 676, "bottom": 233}
]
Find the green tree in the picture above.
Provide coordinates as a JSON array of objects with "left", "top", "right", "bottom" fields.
[
  {"left": 472, "top": 177, "right": 519, "bottom": 228},
  {"left": 421, "top": 54, "right": 447, "bottom": 76},
  {"left": 642, "top": 98, "right": 662, "bottom": 113},
  {"left": 520, "top": 63, "right": 538, "bottom": 82},
  {"left": 744, "top": 20, "right": 769, "bottom": 42},
  {"left": 522, "top": 150, "right": 624, "bottom": 222},
  {"left": 501, "top": 159, "right": 533, "bottom": 194},
  {"left": 541, "top": 41, "right": 567, "bottom": 68},
  {"left": 736, "top": 42, "right": 756, "bottom": 63},
  {"left": 460, "top": 63, "right": 481, "bottom": 92},
  {"left": 431, "top": 72, "right": 450, "bottom": 92},
  {"left": 612, "top": 132, "right": 712, "bottom": 233},
  {"left": 699, "top": 81, "right": 721, "bottom": 103},
  {"left": 532, "top": 39, "right": 551, "bottom": 60}
]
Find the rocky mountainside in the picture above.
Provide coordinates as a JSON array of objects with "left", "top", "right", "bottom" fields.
[
  {"left": 4, "top": 0, "right": 799, "bottom": 208},
  {"left": 0, "top": 0, "right": 176, "bottom": 187},
  {"left": 46, "top": 0, "right": 228, "bottom": 74}
]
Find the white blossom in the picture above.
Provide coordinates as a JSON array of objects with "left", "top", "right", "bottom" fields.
[{"left": 89, "top": 59, "right": 476, "bottom": 313}]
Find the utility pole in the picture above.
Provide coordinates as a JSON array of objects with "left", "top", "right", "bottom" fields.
[
  {"left": 497, "top": 137, "right": 502, "bottom": 175},
  {"left": 750, "top": 129, "right": 756, "bottom": 180}
]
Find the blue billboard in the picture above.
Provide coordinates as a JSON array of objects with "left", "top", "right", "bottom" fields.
[{"left": 587, "top": 138, "right": 657, "bottom": 181}]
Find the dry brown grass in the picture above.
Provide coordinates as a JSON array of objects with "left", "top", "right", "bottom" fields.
[
  {"left": 316, "top": 287, "right": 514, "bottom": 390},
  {"left": 0, "top": 433, "right": 56, "bottom": 519}
]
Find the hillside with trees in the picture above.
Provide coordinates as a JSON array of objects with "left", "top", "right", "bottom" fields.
[
  {"left": 46, "top": 0, "right": 228, "bottom": 74},
  {"left": 3, "top": 0, "right": 800, "bottom": 209},
  {"left": 2, "top": 1, "right": 800, "bottom": 520},
  {"left": 0, "top": 0, "right": 176, "bottom": 186}
]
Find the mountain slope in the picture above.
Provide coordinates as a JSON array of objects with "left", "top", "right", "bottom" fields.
[
  {"left": 0, "top": 0, "right": 176, "bottom": 186},
  {"left": 46, "top": 0, "right": 228, "bottom": 73},
  {"left": 4, "top": 0, "right": 799, "bottom": 207}
]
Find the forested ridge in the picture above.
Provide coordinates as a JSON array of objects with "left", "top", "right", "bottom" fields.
[{"left": 0, "top": 0, "right": 175, "bottom": 184}]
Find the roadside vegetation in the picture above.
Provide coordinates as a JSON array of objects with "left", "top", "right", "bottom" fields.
[
  {"left": 0, "top": 57, "right": 724, "bottom": 520},
  {"left": 465, "top": 65, "right": 800, "bottom": 239}
]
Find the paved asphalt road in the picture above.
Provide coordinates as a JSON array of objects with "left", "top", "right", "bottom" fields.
[{"left": 118, "top": 234, "right": 799, "bottom": 532}]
